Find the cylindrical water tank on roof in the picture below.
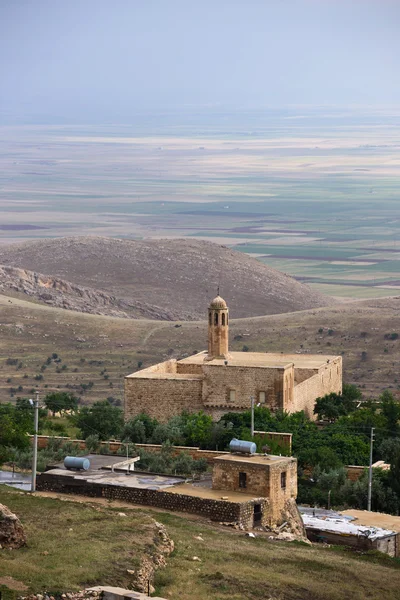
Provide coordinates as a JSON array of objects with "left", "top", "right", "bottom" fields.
[
  {"left": 64, "top": 456, "right": 90, "bottom": 471},
  {"left": 229, "top": 439, "right": 257, "bottom": 455}
]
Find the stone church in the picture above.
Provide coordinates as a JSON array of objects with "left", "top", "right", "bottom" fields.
[{"left": 124, "top": 296, "right": 342, "bottom": 422}]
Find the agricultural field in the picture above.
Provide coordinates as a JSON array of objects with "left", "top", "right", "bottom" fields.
[{"left": 1, "top": 107, "right": 400, "bottom": 300}]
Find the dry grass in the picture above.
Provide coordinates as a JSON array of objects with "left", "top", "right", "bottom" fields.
[
  {"left": 0, "top": 486, "right": 156, "bottom": 593},
  {"left": 1, "top": 487, "right": 400, "bottom": 599},
  {"left": 1, "top": 293, "right": 400, "bottom": 404}
]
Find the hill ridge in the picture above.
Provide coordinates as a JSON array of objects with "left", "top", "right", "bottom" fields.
[{"left": 0, "top": 236, "right": 335, "bottom": 320}]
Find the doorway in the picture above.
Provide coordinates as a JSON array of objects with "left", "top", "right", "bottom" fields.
[{"left": 253, "top": 504, "right": 262, "bottom": 526}]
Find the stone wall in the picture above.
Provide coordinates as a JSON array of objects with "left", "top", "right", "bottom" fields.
[
  {"left": 201, "top": 364, "right": 287, "bottom": 411},
  {"left": 306, "top": 528, "right": 399, "bottom": 557},
  {"left": 292, "top": 358, "right": 342, "bottom": 418},
  {"left": 212, "top": 457, "right": 297, "bottom": 526},
  {"left": 32, "top": 435, "right": 231, "bottom": 463},
  {"left": 254, "top": 431, "right": 293, "bottom": 454},
  {"left": 124, "top": 375, "right": 203, "bottom": 422},
  {"left": 36, "top": 472, "right": 265, "bottom": 528}
]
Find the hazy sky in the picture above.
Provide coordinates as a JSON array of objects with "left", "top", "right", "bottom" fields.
[{"left": 1, "top": 0, "right": 399, "bottom": 121}]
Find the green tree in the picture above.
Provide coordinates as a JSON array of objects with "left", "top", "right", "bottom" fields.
[
  {"left": 181, "top": 412, "right": 213, "bottom": 448},
  {"left": 314, "top": 385, "right": 360, "bottom": 421},
  {"left": 0, "top": 402, "right": 33, "bottom": 464},
  {"left": 380, "top": 390, "right": 400, "bottom": 436},
  {"left": 44, "top": 391, "right": 78, "bottom": 416},
  {"left": 74, "top": 400, "right": 124, "bottom": 440}
]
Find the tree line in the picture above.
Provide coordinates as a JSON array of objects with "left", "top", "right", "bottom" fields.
[{"left": 3, "top": 385, "right": 400, "bottom": 513}]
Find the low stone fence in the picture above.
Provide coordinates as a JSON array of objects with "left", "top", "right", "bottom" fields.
[
  {"left": 346, "top": 461, "right": 390, "bottom": 482},
  {"left": 36, "top": 471, "right": 262, "bottom": 528},
  {"left": 30, "top": 435, "right": 230, "bottom": 464}
]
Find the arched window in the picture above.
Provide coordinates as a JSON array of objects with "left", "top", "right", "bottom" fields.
[
  {"left": 209, "top": 312, "right": 212, "bottom": 325},
  {"left": 227, "top": 314, "right": 229, "bottom": 325},
  {"left": 214, "top": 312, "right": 218, "bottom": 325},
  {"left": 222, "top": 313, "right": 225, "bottom": 326}
]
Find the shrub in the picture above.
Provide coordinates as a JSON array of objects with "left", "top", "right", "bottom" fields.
[
  {"left": 85, "top": 434, "right": 101, "bottom": 453},
  {"left": 6, "top": 358, "right": 19, "bottom": 365}
]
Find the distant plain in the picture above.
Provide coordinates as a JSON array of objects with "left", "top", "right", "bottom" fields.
[{"left": 1, "top": 107, "right": 400, "bottom": 299}]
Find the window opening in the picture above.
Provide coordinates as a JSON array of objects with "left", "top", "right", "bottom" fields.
[
  {"left": 222, "top": 313, "right": 225, "bottom": 326},
  {"left": 214, "top": 312, "right": 218, "bottom": 325},
  {"left": 209, "top": 312, "right": 212, "bottom": 325},
  {"left": 281, "top": 471, "right": 287, "bottom": 489},
  {"left": 239, "top": 472, "right": 247, "bottom": 489}
]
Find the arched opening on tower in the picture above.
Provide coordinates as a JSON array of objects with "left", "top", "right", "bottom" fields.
[
  {"left": 222, "top": 313, "right": 226, "bottom": 326},
  {"left": 214, "top": 312, "right": 218, "bottom": 325}
]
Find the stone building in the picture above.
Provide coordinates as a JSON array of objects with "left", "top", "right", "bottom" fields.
[
  {"left": 125, "top": 295, "right": 342, "bottom": 422},
  {"left": 212, "top": 453, "right": 298, "bottom": 527},
  {"left": 36, "top": 449, "right": 301, "bottom": 531}
]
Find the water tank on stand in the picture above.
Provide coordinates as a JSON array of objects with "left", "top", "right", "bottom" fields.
[
  {"left": 64, "top": 456, "right": 91, "bottom": 471},
  {"left": 229, "top": 439, "right": 257, "bottom": 455}
]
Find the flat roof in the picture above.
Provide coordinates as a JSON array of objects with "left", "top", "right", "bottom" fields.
[
  {"left": 178, "top": 351, "right": 339, "bottom": 370},
  {"left": 213, "top": 453, "right": 294, "bottom": 467},
  {"left": 302, "top": 514, "right": 395, "bottom": 540},
  {"left": 164, "top": 482, "right": 264, "bottom": 503},
  {"left": 341, "top": 509, "right": 400, "bottom": 533},
  {"left": 43, "top": 468, "right": 185, "bottom": 490},
  {"left": 126, "top": 372, "right": 203, "bottom": 380}
]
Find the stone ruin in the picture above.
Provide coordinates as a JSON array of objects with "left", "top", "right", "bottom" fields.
[{"left": 0, "top": 502, "right": 27, "bottom": 549}]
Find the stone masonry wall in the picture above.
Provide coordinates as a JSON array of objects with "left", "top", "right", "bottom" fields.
[
  {"left": 212, "top": 457, "right": 297, "bottom": 525},
  {"left": 36, "top": 472, "right": 265, "bottom": 528},
  {"left": 212, "top": 461, "right": 269, "bottom": 496},
  {"left": 292, "top": 357, "right": 342, "bottom": 418},
  {"left": 201, "top": 364, "right": 286, "bottom": 411},
  {"left": 124, "top": 376, "right": 203, "bottom": 422}
]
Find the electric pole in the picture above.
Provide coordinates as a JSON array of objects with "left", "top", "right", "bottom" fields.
[
  {"left": 367, "top": 427, "right": 375, "bottom": 511},
  {"left": 251, "top": 396, "right": 255, "bottom": 438},
  {"left": 31, "top": 391, "right": 39, "bottom": 493}
]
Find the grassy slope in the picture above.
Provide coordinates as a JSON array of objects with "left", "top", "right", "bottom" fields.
[
  {"left": 1, "top": 487, "right": 400, "bottom": 599},
  {"left": 0, "top": 487, "right": 154, "bottom": 592},
  {"left": 1, "top": 293, "right": 400, "bottom": 404}
]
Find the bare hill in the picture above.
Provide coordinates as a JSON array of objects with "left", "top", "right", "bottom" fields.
[
  {"left": 0, "top": 265, "right": 173, "bottom": 320},
  {"left": 0, "top": 236, "right": 334, "bottom": 320}
]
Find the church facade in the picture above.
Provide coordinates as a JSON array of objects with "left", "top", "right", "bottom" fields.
[{"left": 124, "top": 296, "right": 342, "bottom": 423}]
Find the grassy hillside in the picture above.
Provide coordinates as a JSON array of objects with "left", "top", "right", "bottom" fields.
[
  {"left": 1, "top": 486, "right": 400, "bottom": 599},
  {"left": 0, "top": 293, "right": 399, "bottom": 405},
  {"left": 0, "top": 236, "right": 334, "bottom": 320}
]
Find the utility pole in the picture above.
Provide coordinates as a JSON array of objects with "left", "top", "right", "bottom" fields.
[
  {"left": 251, "top": 396, "right": 255, "bottom": 438},
  {"left": 31, "top": 391, "right": 39, "bottom": 493},
  {"left": 250, "top": 396, "right": 261, "bottom": 438},
  {"left": 367, "top": 427, "right": 375, "bottom": 511}
]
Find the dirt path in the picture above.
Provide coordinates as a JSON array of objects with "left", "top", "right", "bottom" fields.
[
  {"left": 0, "top": 576, "right": 28, "bottom": 591},
  {"left": 141, "top": 322, "right": 169, "bottom": 346}
]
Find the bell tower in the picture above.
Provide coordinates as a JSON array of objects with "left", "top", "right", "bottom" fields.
[{"left": 206, "top": 294, "right": 229, "bottom": 360}]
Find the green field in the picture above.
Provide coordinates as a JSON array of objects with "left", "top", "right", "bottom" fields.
[{"left": 1, "top": 108, "right": 400, "bottom": 299}]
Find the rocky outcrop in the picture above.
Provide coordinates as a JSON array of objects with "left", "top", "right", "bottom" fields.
[
  {"left": 0, "top": 503, "right": 27, "bottom": 549},
  {"left": 0, "top": 265, "right": 174, "bottom": 320},
  {"left": 132, "top": 520, "right": 174, "bottom": 594},
  {"left": 275, "top": 498, "right": 308, "bottom": 542}
]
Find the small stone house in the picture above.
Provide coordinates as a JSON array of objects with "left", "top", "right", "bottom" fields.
[{"left": 212, "top": 453, "right": 298, "bottom": 526}]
